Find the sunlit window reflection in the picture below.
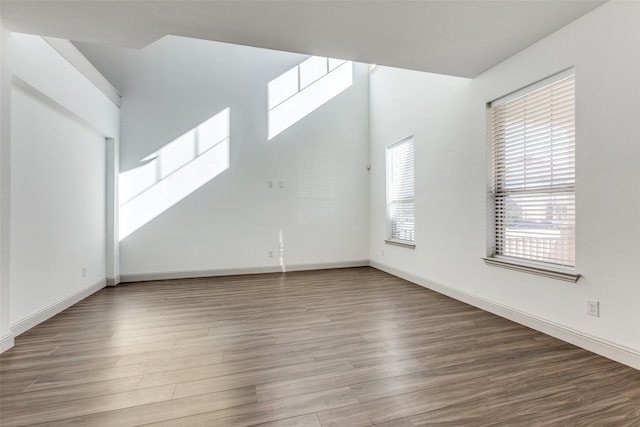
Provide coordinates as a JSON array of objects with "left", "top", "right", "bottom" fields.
[
  {"left": 119, "top": 108, "right": 231, "bottom": 240},
  {"left": 268, "top": 56, "right": 352, "bottom": 139}
]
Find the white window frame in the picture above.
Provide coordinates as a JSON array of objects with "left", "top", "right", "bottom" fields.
[
  {"left": 386, "top": 136, "right": 415, "bottom": 248},
  {"left": 484, "top": 69, "right": 579, "bottom": 282}
]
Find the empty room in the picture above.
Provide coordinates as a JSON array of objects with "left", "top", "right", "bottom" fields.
[{"left": 0, "top": 0, "right": 639, "bottom": 425}]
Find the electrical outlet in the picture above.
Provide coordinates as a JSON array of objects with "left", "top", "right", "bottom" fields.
[
  {"left": 268, "top": 181, "right": 273, "bottom": 188},
  {"left": 278, "top": 180, "right": 284, "bottom": 188},
  {"left": 586, "top": 299, "right": 599, "bottom": 317},
  {"left": 81, "top": 267, "right": 87, "bottom": 277},
  {"left": 268, "top": 251, "right": 274, "bottom": 258}
]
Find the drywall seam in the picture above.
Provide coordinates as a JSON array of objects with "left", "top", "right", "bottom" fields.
[{"left": 370, "top": 260, "right": 640, "bottom": 371}]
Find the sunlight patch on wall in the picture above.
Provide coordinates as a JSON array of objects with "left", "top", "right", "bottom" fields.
[
  {"left": 268, "top": 57, "right": 352, "bottom": 139},
  {"left": 119, "top": 108, "right": 230, "bottom": 240}
]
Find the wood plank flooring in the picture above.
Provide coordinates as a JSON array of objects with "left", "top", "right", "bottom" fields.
[{"left": 1, "top": 267, "right": 639, "bottom": 426}]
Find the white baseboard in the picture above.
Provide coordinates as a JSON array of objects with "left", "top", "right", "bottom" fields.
[
  {"left": 106, "top": 275, "right": 120, "bottom": 287},
  {"left": 370, "top": 260, "right": 640, "bottom": 371},
  {"left": 119, "top": 260, "right": 369, "bottom": 283},
  {"left": 10, "top": 279, "right": 106, "bottom": 338},
  {"left": 0, "top": 332, "right": 15, "bottom": 353}
]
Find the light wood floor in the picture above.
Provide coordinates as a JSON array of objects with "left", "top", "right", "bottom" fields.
[{"left": 1, "top": 267, "right": 639, "bottom": 426}]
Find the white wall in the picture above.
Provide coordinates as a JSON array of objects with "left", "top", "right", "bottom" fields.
[
  {"left": 79, "top": 36, "right": 370, "bottom": 278},
  {"left": 369, "top": 67, "right": 473, "bottom": 281},
  {"left": 369, "top": 1, "right": 640, "bottom": 365},
  {"left": 10, "top": 82, "right": 106, "bottom": 324},
  {"left": 2, "top": 33, "right": 119, "bottom": 346},
  {"left": 0, "top": 22, "right": 12, "bottom": 350}
]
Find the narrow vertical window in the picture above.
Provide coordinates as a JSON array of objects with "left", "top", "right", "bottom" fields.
[
  {"left": 387, "top": 137, "right": 415, "bottom": 244},
  {"left": 487, "top": 70, "right": 576, "bottom": 275}
]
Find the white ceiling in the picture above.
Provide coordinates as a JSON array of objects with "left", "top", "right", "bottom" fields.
[{"left": 0, "top": 0, "right": 606, "bottom": 78}]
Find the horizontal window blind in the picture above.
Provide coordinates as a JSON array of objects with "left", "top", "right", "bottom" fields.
[
  {"left": 489, "top": 71, "right": 575, "bottom": 267},
  {"left": 387, "top": 138, "right": 415, "bottom": 242}
]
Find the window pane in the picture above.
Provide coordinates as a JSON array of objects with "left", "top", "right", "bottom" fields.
[
  {"left": 496, "top": 192, "right": 575, "bottom": 265},
  {"left": 490, "top": 71, "right": 575, "bottom": 267},
  {"left": 390, "top": 200, "right": 415, "bottom": 242},
  {"left": 387, "top": 138, "right": 415, "bottom": 242}
]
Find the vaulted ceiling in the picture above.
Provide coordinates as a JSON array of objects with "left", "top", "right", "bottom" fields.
[{"left": 0, "top": 0, "right": 606, "bottom": 78}]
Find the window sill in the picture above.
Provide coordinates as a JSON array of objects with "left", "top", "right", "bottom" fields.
[
  {"left": 483, "top": 257, "right": 580, "bottom": 283},
  {"left": 385, "top": 239, "right": 416, "bottom": 249}
]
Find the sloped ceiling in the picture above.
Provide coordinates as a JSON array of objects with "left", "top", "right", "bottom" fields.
[{"left": 0, "top": 0, "right": 606, "bottom": 78}]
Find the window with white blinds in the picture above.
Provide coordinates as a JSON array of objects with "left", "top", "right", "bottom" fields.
[
  {"left": 488, "top": 70, "right": 575, "bottom": 269},
  {"left": 387, "top": 137, "right": 415, "bottom": 243}
]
